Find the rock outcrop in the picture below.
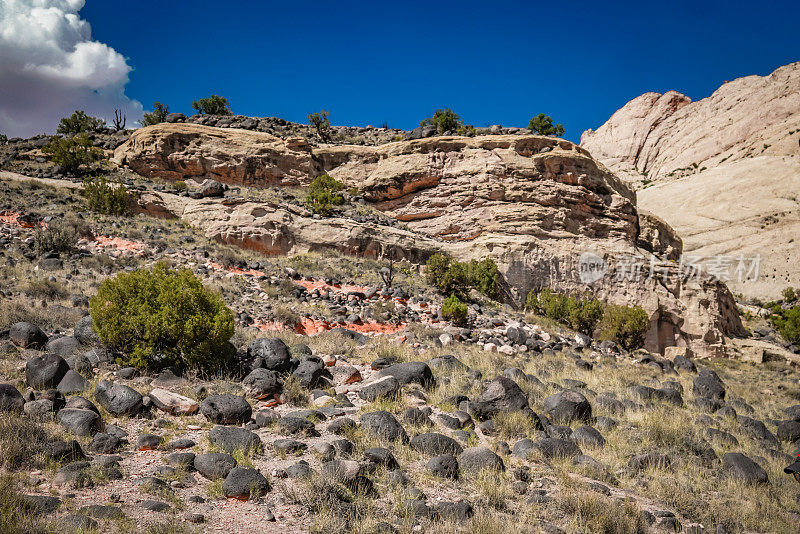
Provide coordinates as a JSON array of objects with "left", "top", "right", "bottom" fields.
[
  {"left": 580, "top": 62, "right": 800, "bottom": 300},
  {"left": 580, "top": 62, "right": 800, "bottom": 181},
  {"left": 117, "top": 123, "right": 744, "bottom": 357},
  {"left": 114, "top": 124, "right": 316, "bottom": 187}
]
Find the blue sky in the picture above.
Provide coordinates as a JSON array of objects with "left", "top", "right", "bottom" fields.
[{"left": 9, "top": 0, "right": 800, "bottom": 141}]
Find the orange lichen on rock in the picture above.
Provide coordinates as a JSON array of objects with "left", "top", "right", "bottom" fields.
[
  {"left": 207, "top": 261, "right": 265, "bottom": 277},
  {"left": 0, "top": 211, "right": 39, "bottom": 228},
  {"left": 295, "top": 279, "right": 369, "bottom": 294},
  {"left": 255, "top": 317, "right": 405, "bottom": 336},
  {"left": 92, "top": 235, "right": 148, "bottom": 255}
]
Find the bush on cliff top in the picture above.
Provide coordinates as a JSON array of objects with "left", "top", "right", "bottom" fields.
[
  {"left": 56, "top": 110, "right": 105, "bottom": 135},
  {"left": 142, "top": 101, "right": 170, "bottom": 126},
  {"left": 90, "top": 263, "right": 235, "bottom": 372},
  {"left": 420, "top": 108, "right": 463, "bottom": 134},
  {"left": 191, "top": 94, "right": 231, "bottom": 116},
  {"left": 527, "top": 113, "right": 565, "bottom": 137},
  {"left": 42, "top": 134, "right": 103, "bottom": 175}
]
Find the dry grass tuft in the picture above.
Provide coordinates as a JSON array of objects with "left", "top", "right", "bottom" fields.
[{"left": 0, "top": 414, "right": 51, "bottom": 471}]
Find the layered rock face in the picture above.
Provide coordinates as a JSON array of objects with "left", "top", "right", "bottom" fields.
[
  {"left": 580, "top": 62, "right": 800, "bottom": 300},
  {"left": 117, "top": 124, "right": 744, "bottom": 357},
  {"left": 114, "top": 124, "right": 316, "bottom": 187}
]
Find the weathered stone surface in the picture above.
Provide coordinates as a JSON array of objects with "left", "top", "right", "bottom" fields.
[
  {"left": 359, "top": 411, "right": 408, "bottom": 443},
  {"left": 94, "top": 380, "right": 143, "bottom": 416},
  {"left": 542, "top": 391, "right": 592, "bottom": 424},
  {"left": 208, "top": 426, "right": 261, "bottom": 454},
  {"left": 637, "top": 210, "right": 682, "bottom": 261},
  {"left": 46, "top": 336, "right": 79, "bottom": 357},
  {"left": 471, "top": 376, "right": 531, "bottom": 421},
  {"left": 73, "top": 315, "right": 99, "bottom": 346},
  {"left": 223, "top": 467, "right": 270, "bottom": 500},
  {"left": 410, "top": 433, "right": 464, "bottom": 456},
  {"left": 242, "top": 368, "right": 281, "bottom": 399},
  {"left": 10, "top": 322, "right": 47, "bottom": 349},
  {"left": 57, "top": 370, "right": 87, "bottom": 394},
  {"left": 200, "top": 394, "right": 251, "bottom": 424},
  {"left": 358, "top": 376, "right": 400, "bottom": 402},
  {"left": 722, "top": 452, "right": 769, "bottom": 484},
  {"left": 427, "top": 454, "right": 459, "bottom": 479},
  {"left": 113, "top": 123, "right": 315, "bottom": 186},
  {"left": 57, "top": 408, "right": 102, "bottom": 436},
  {"left": 149, "top": 388, "right": 199, "bottom": 415},
  {"left": 26, "top": 353, "right": 69, "bottom": 389},
  {"left": 0, "top": 383, "right": 25, "bottom": 412},
  {"left": 378, "top": 362, "right": 435, "bottom": 388},
  {"left": 246, "top": 338, "right": 292, "bottom": 372},
  {"left": 458, "top": 447, "right": 505, "bottom": 472},
  {"left": 582, "top": 63, "right": 800, "bottom": 300},
  {"left": 194, "top": 453, "right": 236, "bottom": 480}
]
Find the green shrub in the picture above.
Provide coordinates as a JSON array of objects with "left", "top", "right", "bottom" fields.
[
  {"left": 569, "top": 297, "right": 604, "bottom": 336},
  {"left": 773, "top": 306, "right": 800, "bottom": 345},
  {"left": 441, "top": 294, "right": 468, "bottom": 325},
  {"left": 42, "top": 133, "right": 103, "bottom": 175},
  {"left": 527, "top": 288, "right": 571, "bottom": 322},
  {"left": 466, "top": 258, "right": 500, "bottom": 300},
  {"left": 90, "top": 263, "right": 235, "bottom": 372},
  {"left": 142, "top": 101, "right": 169, "bottom": 126},
  {"left": 308, "top": 110, "right": 332, "bottom": 142},
  {"left": 56, "top": 110, "right": 105, "bottom": 135},
  {"left": 426, "top": 254, "right": 500, "bottom": 301},
  {"left": 527, "top": 289, "right": 644, "bottom": 343},
  {"left": 527, "top": 113, "right": 565, "bottom": 137},
  {"left": 34, "top": 222, "right": 78, "bottom": 256},
  {"left": 83, "top": 176, "right": 130, "bottom": 215},
  {"left": 783, "top": 286, "right": 797, "bottom": 303},
  {"left": 420, "top": 108, "right": 462, "bottom": 134},
  {"left": 425, "top": 253, "right": 471, "bottom": 301},
  {"left": 305, "top": 174, "right": 345, "bottom": 215},
  {"left": 599, "top": 304, "right": 649, "bottom": 350},
  {"left": 0, "top": 133, "right": 7, "bottom": 145},
  {"left": 191, "top": 94, "right": 231, "bottom": 115}
]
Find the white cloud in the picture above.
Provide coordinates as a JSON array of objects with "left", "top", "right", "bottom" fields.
[{"left": 0, "top": 0, "right": 142, "bottom": 137}]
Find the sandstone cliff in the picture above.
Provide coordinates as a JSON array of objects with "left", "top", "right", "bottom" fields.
[
  {"left": 115, "top": 124, "right": 744, "bottom": 357},
  {"left": 580, "top": 62, "right": 800, "bottom": 300},
  {"left": 580, "top": 62, "right": 800, "bottom": 182}
]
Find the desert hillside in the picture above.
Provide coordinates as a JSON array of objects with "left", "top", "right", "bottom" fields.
[
  {"left": 0, "top": 104, "right": 797, "bottom": 534},
  {"left": 580, "top": 62, "right": 800, "bottom": 300}
]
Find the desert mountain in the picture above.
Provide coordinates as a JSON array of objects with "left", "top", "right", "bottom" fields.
[{"left": 580, "top": 62, "right": 800, "bottom": 300}]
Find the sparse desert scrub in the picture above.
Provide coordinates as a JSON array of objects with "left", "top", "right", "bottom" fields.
[
  {"left": 0, "top": 475, "right": 61, "bottom": 534},
  {"left": 0, "top": 413, "right": 52, "bottom": 471},
  {"left": 556, "top": 486, "right": 647, "bottom": 534},
  {"left": 22, "top": 278, "right": 69, "bottom": 301},
  {"left": 0, "top": 296, "right": 82, "bottom": 332}
]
